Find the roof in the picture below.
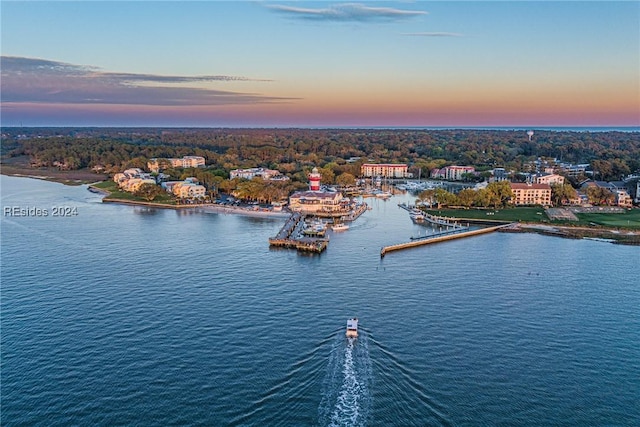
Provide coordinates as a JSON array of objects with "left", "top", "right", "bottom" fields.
[
  {"left": 290, "top": 191, "right": 341, "bottom": 200},
  {"left": 361, "top": 163, "right": 407, "bottom": 168},
  {"left": 510, "top": 183, "right": 551, "bottom": 190}
]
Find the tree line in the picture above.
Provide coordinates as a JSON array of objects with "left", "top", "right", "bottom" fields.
[{"left": 2, "top": 127, "right": 638, "bottom": 182}]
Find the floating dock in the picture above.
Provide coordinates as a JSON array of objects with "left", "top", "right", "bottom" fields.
[
  {"left": 380, "top": 223, "right": 514, "bottom": 257},
  {"left": 269, "top": 212, "right": 329, "bottom": 253}
]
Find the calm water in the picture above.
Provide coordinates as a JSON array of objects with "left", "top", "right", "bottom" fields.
[{"left": 1, "top": 175, "right": 639, "bottom": 426}]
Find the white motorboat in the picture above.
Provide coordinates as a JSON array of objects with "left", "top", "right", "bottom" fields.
[
  {"left": 346, "top": 318, "right": 358, "bottom": 338},
  {"left": 331, "top": 223, "right": 349, "bottom": 231}
]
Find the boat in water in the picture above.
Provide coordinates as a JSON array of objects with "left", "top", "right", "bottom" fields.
[
  {"left": 302, "top": 219, "right": 327, "bottom": 236},
  {"left": 409, "top": 208, "right": 425, "bottom": 222},
  {"left": 346, "top": 318, "right": 358, "bottom": 338},
  {"left": 331, "top": 222, "right": 350, "bottom": 231},
  {"left": 375, "top": 191, "right": 392, "bottom": 199}
]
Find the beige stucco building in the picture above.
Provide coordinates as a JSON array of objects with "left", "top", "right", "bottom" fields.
[
  {"left": 361, "top": 163, "right": 409, "bottom": 178},
  {"left": 510, "top": 183, "right": 552, "bottom": 206},
  {"left": 148, "top": 156, "right": 205, "bottom": 172},
  {"left": 534, "top": 174, "right": 565, "bottom": 185}
]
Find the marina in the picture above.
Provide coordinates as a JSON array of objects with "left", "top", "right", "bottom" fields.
[{"left": 268, "top": 212, "right": 329, "bottom": 253}]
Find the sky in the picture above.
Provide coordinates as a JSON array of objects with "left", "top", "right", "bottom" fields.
[{"left": 1, "top": 1, "right": 639, "bottom": 127}]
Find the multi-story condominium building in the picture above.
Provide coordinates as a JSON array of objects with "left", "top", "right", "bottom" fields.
[
  {"left": 161, "top": 178, "right": 206, "bottom": 199},
  {"left": 431, "top": 166, "right": 476, "bottom": 181},
  {"left": 177, "top": 156, "right": 206, "bottom": 168},
  {"left": 361, "top": 163, "right": 409, "bottom": 178},
  {"left": 492, "top": 168, "right": 508, "bottom": 182},
  {"left": 559, "top": 163, "right": 590, "bottom": 177},
  {"left": 510, "top": 183, "right": 552, "bottom": 206},
  {"left": 173, "top": 182, "right": 206, "bottom": 199},
  {"left": 113, "top": 168, "right": 156, "bottom": 192},
  {"left": 534, "top": 173, "right": 565, "bottom": 185},
  {"left": 229, "top": 168, "right": 288, "bottom": 181},
  {"left": 614, "top": 190, "right": 633, "bottom": 208},
  {"left": 119, "top": 177, "right": 157, "bottom": 193},
  {"left": 148, "top": 156, "right": 205, "bottom": 172}
]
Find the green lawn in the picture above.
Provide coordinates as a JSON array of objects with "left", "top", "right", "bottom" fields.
[
  {"left": 575, "top": 211, "right": 640, "bottom": 229},
  {"left": 92, "top": 180, "right": 176, "bottom": 204},
  {"left": 423, "top": 206, "right": 640, "bottom": 230}
]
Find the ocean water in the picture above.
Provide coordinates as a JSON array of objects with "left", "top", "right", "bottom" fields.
[{"left": 1, "top": 175, "right": 639, "bottom": 426}]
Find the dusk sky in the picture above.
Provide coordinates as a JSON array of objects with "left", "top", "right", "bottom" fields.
[{"left": 1, "top": 1, "right": 639, "bottom": 127}]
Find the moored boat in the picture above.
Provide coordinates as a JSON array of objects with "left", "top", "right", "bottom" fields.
[
  {"left": 374, "top": 191, "right": 392, "bottom": 199},
  {"left": 409, "top": 208, "right": 425, "bottom": 221},
  {"left": 331, "top": 223, "right": 350, "bottom": 231}
]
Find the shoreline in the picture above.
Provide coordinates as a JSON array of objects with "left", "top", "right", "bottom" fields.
[
  {"left": 86, "top": 182, "right": 293, "bottom": 218},
  {"left": 1, "top": 165, "right": 108, "bottom": 185},
  {"left": 500, "top": 223, "right": 640, "bottom": 245},
  {"left": 5, "top": 173, "right": 639, "bottom": 244}
]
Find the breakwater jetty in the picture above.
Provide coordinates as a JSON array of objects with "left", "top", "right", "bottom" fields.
[
  {"left": 380, "top": 223, "right": 514, "bottom": 257},
  {"left": 269, "top": 212, "right": 329, "bottom": 253}
]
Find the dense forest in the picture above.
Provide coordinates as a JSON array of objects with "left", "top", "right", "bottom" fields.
[{"left": 1, "top": 128, "right": 639, "bottom": 182}]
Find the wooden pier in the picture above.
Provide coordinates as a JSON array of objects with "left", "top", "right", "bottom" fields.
[
  {"left": 269, "top": 212, "right": 329, "bottom": 253},
  {"left": 380, "top": 223, "right": 514, "bottom": 257},
  {"left": 309, "top": 202, "right": 368, "bottom": 221},
  {"left": 422, "top": 212, "right": 467, "bottom": 228}
]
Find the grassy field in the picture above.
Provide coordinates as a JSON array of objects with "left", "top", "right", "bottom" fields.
[
  {"left": 1, "top": 164, "right": 107, "bottom": 185},
  {"left": 424, "top": 206, "right": 640, "bottom": 230},
  {"left": 92, "top": 181, "right": 176, "bottom": 204},
  {"left": 574, "top": 211, "right": 640, "bottom": 229}
]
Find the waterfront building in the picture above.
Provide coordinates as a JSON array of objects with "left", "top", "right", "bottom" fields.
[
  {"left": 534, "top": 173, "right": 565, "bottom": 185},
  {"left": 614, "top": 189, "right": 633, "bottom": 208},
  {"left": 288, "top": 191, "right": 344, "bottom": 213},
  {"left": 289, "top": 166, "right": 345, "bottom": 213},
  {"left": 114, "top": 168, "right": 155, "bottom": 192},
  {"left": 361, "top": 163, "right": 409, "bottom": 178},
  {"left": 173, "top": 182, "right": 206, "bottom": 199},
  {"left": 161, "top": 179, "right": 206, "bottom": 199},
  {"left": 510, "top": 183, "right": 552, "bottom": 206},
  {"left": 120, "top": 178, "right": 157, "bottom": 193}
]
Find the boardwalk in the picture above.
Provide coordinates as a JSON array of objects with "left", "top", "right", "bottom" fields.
[
  {"left": 380, "top": 223, "right": 514, "bottom": 257},
  {"left": 422, "top": 212, "right": 468, "bottom": 229}
]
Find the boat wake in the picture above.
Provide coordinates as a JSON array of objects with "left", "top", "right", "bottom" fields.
[{"left": 318, "top": 333, "right": 372, "bottom": 427}]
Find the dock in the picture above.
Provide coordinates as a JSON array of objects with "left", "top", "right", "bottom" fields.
[
  {"left": 269, "top": 212, "right": 329, "bottom": 253},
  {"left": 380, "top": 223, "right": 514, "bottom": 257}
]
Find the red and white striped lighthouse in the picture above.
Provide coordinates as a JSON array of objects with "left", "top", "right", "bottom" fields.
[{"left": 309, "top": 167, "right": 321, "bottom": 191}]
